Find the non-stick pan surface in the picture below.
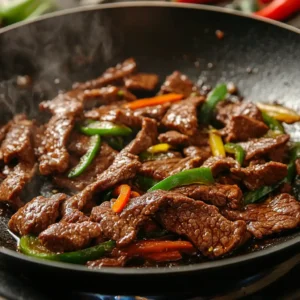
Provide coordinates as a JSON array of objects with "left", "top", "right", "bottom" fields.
[{"left": 0, "top": 2, "right": 300, "bottom": 296}]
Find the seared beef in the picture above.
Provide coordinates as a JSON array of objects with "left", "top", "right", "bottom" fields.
[
  {"left": 187, "top": 129, "right": 210, "bottom": 147},
  {"left": 223, "top": 193, "right": 300, "bottom": 238},
  {"left": 140, "top": 151, "right": 182, "bottom": 162},
  {"left": 133, "top": 103, "right": 171, "bottom": 121},
  {"left": 91, "top": 191, "right": 248, "bottom": 257},
  {"left": 0, "top": 163, "right": 36, "bottom": 205},
  {"left": 1, "top": 118, "right": 34, "bottom": 164},
  {"left": 139, "top": 157, "right": 202, "bottom": 180},
  {"left": 239, "top": 134, "right": 290, "bottom": 161},
  {"left": 124, "top": 118, "right": 158, "bottom": 155},
  {"left": 160, "top": 71, "right": 195, "bottom": 97},
  {"left": 231, "top": 162, "right": 287, "bottom": 190},
  {"left": 54, "top": 143, "right": 118, "bottom": 192},
  {"left": 125, "top": 73, "right": 159, "bottom": 91},
  {"left": 73, "top": 58, "right": 137, "bottom": 90},
  {"left": 39, "top": 95, "right": 83, "bottom": 175},
  {"left": 173, "top": 183, "right": 242, "bottom": 209},
  {"left": 162, "top": 96, "right": 205, "bottom": 136},
  {"left": 158, "top": 131, "right": 189, "bottom": 147},
  {"left": 222, "top": 115, "right": 268, "bottom": 142},
  {"left": 100, "top": 108, "right": 143, "bottom": 128},
  {"left": 183, "top": 145, "right": 211, "bottom": 162},
  {"left": 202, "top": 156, "right": 239, "bottom": 177},
  {"left": 39, "top": 221, "right": 102, "bottom": 252},
  {"left": 76, "top": 86, "right": 136, "bottom": 109},
  {"left": 216, "top": 101, "right": 263, "bottom": 125},
  {"left": 8, "top": 193, "right": 66, "bottom": 235},
  {"left": 61, "top": 210, "right": 89, "bottom": 223},
  {"left": 0, "top": 122, "right": 11, "bottom": 145},
  {"left": 67, "top": 132, "right": 90, "bottom": 156}
]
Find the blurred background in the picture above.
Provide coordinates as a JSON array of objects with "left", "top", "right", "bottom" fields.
[{"left": 0, "top": 0, "right": 300, "bottom": 28}]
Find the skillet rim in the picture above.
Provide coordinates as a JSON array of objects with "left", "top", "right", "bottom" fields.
[{"left": 0, "top": 1, "right": 300, "bottom": 275}]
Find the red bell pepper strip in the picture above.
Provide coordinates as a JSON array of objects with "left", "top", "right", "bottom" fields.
[
  {"left": 255, "top": 0, "right": 300, "bottom": 21},
  {"left": 112, "top": 184, "right": 132, "bottom": 213}
]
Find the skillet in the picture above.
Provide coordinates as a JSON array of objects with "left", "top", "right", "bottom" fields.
[{"left": 0, "top": 2, "right": 300, "bottom": 296}]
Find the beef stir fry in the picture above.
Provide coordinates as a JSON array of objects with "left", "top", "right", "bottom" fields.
[{"left": 3, "top": 58, "right": 300, "bottom": 268}]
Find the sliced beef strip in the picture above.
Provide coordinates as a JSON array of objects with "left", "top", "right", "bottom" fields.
[
  {"left": 8, "top": 193, "right": 67, "bottom": 236},
  {"left": 231, "top": 161, "right": 287, "bottom": 190},
  {"left": 124, "top": 73, "right": 159, "bottom": 91},
  {"left": 84, "top": 103, "right": 125, "bottom": 120},
  {"left": 221, "top": 115, "right": 268, "bottom": 142},
  {"left": 0, "top": 163, "right": 36, "bottom": 205},
  {"left": 39, "top": 221, "right": 102, "bottom": 252},
  {"left": 239, "top": 134, "right": 290, "bottom": 161},
  {"left": 54, "top": 143, "right": 118, "bottom": 192},
  {"left": 158, "top": 131, "right": 189, "bottom": 147},
  {"left": 139, "top": 157, "right": 202, "bottom": 180},
  {"left": 223, "top": 193, "right": 300, "bottom": 239},
  {"left": 39, "top": 95, "right": 83, "bottom": 175},
  {"left": 91, "top": 190, "right": 248, "bottom": 258},
  {"left": 160, "top": 71, "right": 196, "bottom": 97},
  {"left": 162, "top": 96, "right": 205, "bottom": 136},
  {"left": 133, "top": 103, "right": 171, "bottom": 121},
  {"left": 73, "top": 58, "right": 137, "bottom": 90},
  {"left": 216, "top": 101, "right": 263, "bottom": 125},
  {"left": 202, "top": 156, "right": 239, "bottom": 177},
  {"left": 124, "top": 118, "right": 157, "bottom": 155},
  {"left": 173, "top": 183, "right": 242, "bottom": 209},
  {"left": 100, "top": 108, "right": 143, "bottom": 128},
  {"left": 67, "top": 132, "right": 91, "bottom": 156},
  {"left": 187, "top": 128, "right": 209, "bottom": 147},
  {"left": 0, "top": 117, "right": 35, "bottom": 164},
  {"left": 183, "top": 145, "right": 211, "bottom": 162}
]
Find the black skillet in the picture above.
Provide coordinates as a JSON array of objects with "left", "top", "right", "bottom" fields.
[{"left": 0, "top": 2, "right": 300, "bottom": 297}]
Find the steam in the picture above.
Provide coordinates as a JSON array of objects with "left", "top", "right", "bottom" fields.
[{"left": 0, "top": 9, "right": 121, "bottom": 120}]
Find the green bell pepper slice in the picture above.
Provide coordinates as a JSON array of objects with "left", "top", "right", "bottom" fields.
[
  {"left": 224, "top": 143, "right": 245, "bottom": 165},
  {"left": 68, "top": 135, "right": 101, "bottom": 178},
  {"left": 148, "top": 167, "right": 214, "bottom": 192},
  {"left": 19, "top": 235, "right": 115, "bottom": 264},
  {"left": 261, "top": 111, "right": 285, "bottom": 134}
]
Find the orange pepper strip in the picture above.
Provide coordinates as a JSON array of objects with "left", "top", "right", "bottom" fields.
[
  {"left": 123, "top": 93, "right": 184, "bottom": 110},
  {"left": 124, "top": 240, "right": 195, "bottom": 255},
  {"left": 130, "top": 191, "right": 141, "bottom": 198},
  {"left": 112, "top": 184, "right": 131, "bottom": 213},
  {"left": 143, "top": 251, "right": 182, "bottom": 262}
]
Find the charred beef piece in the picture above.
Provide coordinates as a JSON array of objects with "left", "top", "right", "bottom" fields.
[
  {"left": 223, "top": 193, "right": 300, "bottom": 238},
  {"left": 61, "top": 210, "right": 89, "bottom": 223},
  {"left": 0, "top": 121, "right": 12, "bottom": 147},
  {"left": 133, "top": 103, "right": 171, "bottom": 121},
  {"left": 162, "top": 96, "right": 205, "bottom": 136},
  {"left": 8, "top": 193, "right": 67, "bottom": 235},
  {"left": 239, "top": 134, "right": 290, "bottom": 161},
  {"left": 160, "top": 71, "right": 196, "bottom": 97},
  {"left": 39, "top": 94, "right": 83, "bottom": 175},
  {"left": 216, "top": 101, "right": 263, "bottom": 125},
  {"left": 54, "top": 143, "right": 118, "bottom": 192},
  {"left": 202, "top": 156, "right": 239, "bottom": 177},
  {"left": 73, "top": 58, "right": 137, "bottom": 90},
  {"left": 39, "top": 221, "right": 102, "bottom": 252},
  {"left": 76, "top": 86, "right": 136, "bottom": 109},
  {"left": 158, "top": 131, "right": 189, "bottom": 147},
  {"left": 0, "top": 117, "right": 36, "bottom": 205},
  {"left": 139, "top": 157, "right": 202, "bottom": 180},
  {"left": 222, "top": 115, "right": 268, "bottom": 142},
  {"left": 100, "top": 108, "right": 143, "bottom": 128},
  {"left": 0, "top": 118, "right": 35, "bottom": 164},
  {"left": 67, "top": 132, "right": 91, "bottom": 156},
  {"left": 124, "top": 117, "right": 158, "bottom": 155},
  {"left": 90, "top": 190, "right": 248, "bottom": 257},
  {"left": 231, "top": 161, "right": 288, "bottom": 190},
  {"left": 183, "top": 145, "right": 212, "bottom": 162},
  {"left": 173, "top": 183, "right": 242, "bottom": 209},
  {"left": 124, "top": 73, "right": 159, "bottom": 91}
]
